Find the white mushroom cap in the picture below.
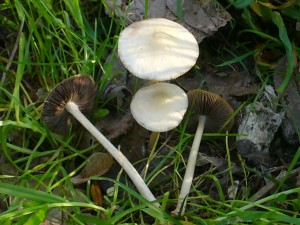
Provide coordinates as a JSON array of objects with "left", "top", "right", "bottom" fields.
[
  {"left": 130, "top": 83, "right": 188, "bottom": 132},
  {"left": 118, "top": 18, "right": 199, "bottom": 81}
]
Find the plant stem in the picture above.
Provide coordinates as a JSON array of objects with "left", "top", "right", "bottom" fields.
[
  {"left": 65, "top": 102, "right": 159, "bottom": 206},
  {"left": 173, "top": 115, "right": 206, "bottom": 215},
  {"left": 147, "top": 131, "right": 160, "bottom": 152},
  {"left": 142, "top": 131, "right": 160, "bottom": 179}
]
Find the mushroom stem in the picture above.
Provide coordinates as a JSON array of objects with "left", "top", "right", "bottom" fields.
[
  {"left": 65, "top": 101, "right": 158, "bottom": 206},
  {"left": 173, "top": 115, "right": 206, "bottom": 215}
]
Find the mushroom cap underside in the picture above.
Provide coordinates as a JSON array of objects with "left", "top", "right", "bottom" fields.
[
  {"left": 42, "top": 75, "right": 97, "bottom": 135},
  {"left": 187, "top": 89, "right": 234, "bottom": 132}
]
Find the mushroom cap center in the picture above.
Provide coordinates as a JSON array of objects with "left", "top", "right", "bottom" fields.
[{"left": 130, "top": 83, "right": 188, "bottom": 132}]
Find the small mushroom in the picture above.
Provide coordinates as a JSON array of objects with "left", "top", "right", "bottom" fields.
[
  {"left": 118, "top": 18, "right": 199, "bottom": 151},
  {"left": 130, "top": 83, "right": 188, "bottom": 132},
  {"left": 42, "top": 74, "right": 96, "bottom": 135},
  {"left": 118, "top": 18, "right": 199, "bottom": 81},
  {"left": 42, "top": 75, "right": 158, "bottom": 205},
  {"left": 130, "top": 82, "right": 188, "bottom": 150},
  {"left": 173, "top": 89, "right": 234, "bottom": 215}
]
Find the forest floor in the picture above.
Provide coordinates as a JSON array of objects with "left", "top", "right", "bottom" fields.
[{"left": 0, "top": 1, "right": 300, "bottom": 224}]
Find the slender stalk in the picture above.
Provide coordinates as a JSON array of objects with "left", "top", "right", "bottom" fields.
[
  {"left": 65, "top": 102, "right": 159, "bottom": 206},
  {"left": 147, "top": 131, "right": 160, "bottom": 152},
  {"left": 143, "top": 131, "right": 160, "bottom": 179},
  {"left": 173, "top": 115, "right": 206, "bottom": 215}
]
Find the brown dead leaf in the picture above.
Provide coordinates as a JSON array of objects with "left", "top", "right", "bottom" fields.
[
  {"left": 148, "top": 0, "right": 167, "bottom": 18},
  {"left": 80, "top": 152, "right": 113, "bottom": 178},
  {"left": 196, "top": 152, "right": 225, "bottom": 168},
  {"left": 127, "top": 0, "right": 167, "bottom": 21},
  {"left": 167, "top": 0, "right": 231, "bottom": 35},
  {"left": 103, "top": 0, "right": 123, "bottom": 17},
  {"left": 96, "top": 110, "right": 134, "bottom": 140},
  {"left": 90, "top": 182, "right": 103, "bottom": 206},
  {"left": 118, "top": 122, "right": 149, "bottom": 163},
  {"left": 40, "top": 208, "right": 67, "bottom": 225},
  {"left": 103, "top": 0, "right": 231, "bottom": 43},
  {"left": 176, "top": 70, "right": 259, "bottom": 109},
  {"left": 71, "top": 152, "right": 114, "bottom": 185}
]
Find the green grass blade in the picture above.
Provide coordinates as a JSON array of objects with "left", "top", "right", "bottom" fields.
[
  {"left": 228, "top": 0, "right": 254, "bottom": 9},
  {"left": 212, "top": 210, "right": 300, "bottom": 224},
  {"left": 239, "top": 29, "right": 280, "bottom": 43},
  {"left": 176, "top": 0, "right": 183, "bottom": 21},
  {"left": 23, "top": 205, "right": 48, "bottom": 225},
  {"left": 144, "top": 0, "right": 149, "bottom": 19},
  {"left": 10, "top": 31, "right": 26, "bottom": 123},
  {"left": 272, "top": 11, "right": 294, "bottom": 93},
  {"left": 0, "top": 183, "right": 67, "bottom": 203},
  {"left": 215, "top": 49, "right": 256, "bottom": 67},
  {"left": 73, "top": 214, "right": 110, "bottom": 225}
]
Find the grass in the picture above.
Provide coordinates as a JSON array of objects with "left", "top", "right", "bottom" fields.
[{"left": 1, "top": 0, "right": 300, "bottom": 224}]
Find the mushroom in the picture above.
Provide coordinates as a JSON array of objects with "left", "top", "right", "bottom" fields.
[
  {"left": 173, "top": 89, "right": 234, "bottom": 215},
  {"left": 42, "top": 75, "right": 158, "bottom": 205},
  {"left": 42, "top": 75, "right": 97, "bottom": 135},
  {"left": 130, "top": 82, "right": 188, "bottom": 151},
  {"left": 118, "top": 18, "right": 199, "bottom": 81},
  {"left": 118, "top": 18, "right": 198, "bottom": 150},
  {"left": 130, "top": 83, "right": 188, "bottom": 132}
]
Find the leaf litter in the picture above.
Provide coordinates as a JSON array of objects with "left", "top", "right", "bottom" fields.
[
  {"left": 71, "top": 152, "right": 114, "bottom": 185},
  {"left": 103, "top": 0, "right": 231, "bottom": 42},
  {"left": 236, "top": 85, "right": 285, "bottom": 166},
  {"left": 1, "top": 0, "right": 300, "bottom": 222}
]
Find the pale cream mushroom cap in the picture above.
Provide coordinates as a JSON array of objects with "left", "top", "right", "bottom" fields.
[
  {"left": 118, "top": 18, "right": 199, "bottom": 81},
  {"left": 130, "top": 83, "right": 188, "bottom": 132}
]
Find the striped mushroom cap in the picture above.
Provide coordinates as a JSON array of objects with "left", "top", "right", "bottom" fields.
[
  {"left": 187, "top": 89, "right": 234, "bottom": 132},
  {"left": 42, "top": 75, "right": 97, "bottom": 135}
]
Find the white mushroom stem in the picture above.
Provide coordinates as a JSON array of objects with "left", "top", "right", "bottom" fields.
[
  {"left": 173, "top": 115, "right": 206, "bottom": 215},
  {"left": 65, "top": 102, "right": 159, "bottom": 206}
]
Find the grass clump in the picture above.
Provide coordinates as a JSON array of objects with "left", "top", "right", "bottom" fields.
[{"left": 0, "top": 0, "right": 300, "bottom": 224}]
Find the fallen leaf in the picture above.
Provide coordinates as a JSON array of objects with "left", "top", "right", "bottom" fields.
[
  {"left": 40, "top": 208, "right": 67, "bottom": 225},
  {"left": 71, "top": 152, "right": 114, "bottom": 185},
  {"left": 147, "top": 0, "right": 167, "bottom": 18},
  {"left": 96, "top": 110, "right": 134, "bottom": 139},
  {"left": 167, "top": 0, "right": 231, "bottom": 35},
  {"left": 103, "top": 0, "right": 123, "bottom": 17},
  {"left": 196, "top": 152, "right": 225, "bottom": 168},
  {"left": 176, "top": 71, "right": 260, "bottom": 109},
  {"left": 118, "top": 122, "right": 148, "bottom": 163},
  {"left": 127, "top": 0, "right": 167, "bottom": 21},
  {"left": 103, "top": 0, "right": 231, "bottom": 43},
  {"left": 90, "top": 182, "right": 103, "bottom": 206}
]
